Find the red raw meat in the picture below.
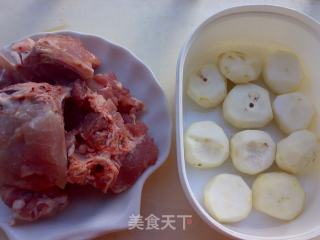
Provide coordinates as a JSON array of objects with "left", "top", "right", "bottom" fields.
[
  {"left": 66, "top": 81, "right": 158, "bottom": 193},
  {"left": 0, "top": 82, "right": 70, "bottom": 191},
  {"left": 0, "top": 54, "right": 23, "bottom": 88},
  {"left": 111, "top": 121, "right": 157, "bottom": 193},
  {"left": 89, "top": 73, "right": 144, "bottom": 118},
  {"left": 1, "top": 186, "right": 68, "bottom": 224},
  {"left": 67, "top": 152, "right": 120, "bottom": 193},
  {"left": 0, "top": 35, "right": 159, "bottom": 223},
  {"left": 15, "top": 35, "right": 100, "bottom": 84},
  {"left": 66, "top": 81, "right": 135, "bottom": 153},
  {"left": 66, "top": 81, "right": 133, "bottom": 192},
  {"left": 111, "top": 135, "right": 158, "bottom": 193},
  {"left": 11, "top": 38, "right": 35, "bottom": 54},
  {"left": 11, "top": 38, "right": 36, "bottom": 64}
]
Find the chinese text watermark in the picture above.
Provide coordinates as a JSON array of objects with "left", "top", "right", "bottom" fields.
[{"left": 128, "top": 214, "right": 192, "bottom": 231}]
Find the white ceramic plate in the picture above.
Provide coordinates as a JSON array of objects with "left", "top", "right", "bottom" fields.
[
  {"left": 0, "top": 31, "right": 172, "bottom": 240},
  {"left": 176, "top": 5, "right": 320, "bottom": 240}
]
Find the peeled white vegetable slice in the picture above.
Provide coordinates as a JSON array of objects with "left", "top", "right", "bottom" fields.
[
  {"left": 231, "top": 130, "right": 275, "bottom": 175},
  {"left": 263, "top": 50, "right": 304, "bottom": 94},
  {"left": 252, "top": 172, "right": 305, "bottom": 221},
  {"left": 204, "top": 174, "right": 252, "bottom": 223},
  {"left": 184, "top": 121, "right": 229, "bottom": 168},
  {"left": 222, "top": 83, "right": 273, "bottom": 129},
  {"left": 218, "top": 51, "right": 262, "bottom": 83},
  {"left": 273, "top": 92, "right": 315, "bottom": 134},
  {"left": 187, "top": 64, "right": 227, "bottom": 108},
  {"left": 276, "top": 130, "right": 319, "bottom": 174}
]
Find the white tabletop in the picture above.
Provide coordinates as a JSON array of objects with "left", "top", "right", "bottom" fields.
[{"left": 0, "top": 0, "right": 320, "bottom": 239}]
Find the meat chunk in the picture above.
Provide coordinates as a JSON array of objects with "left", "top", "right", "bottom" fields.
[
  {"left": 0, "top": 82, "right": 70, "bottom": 191},
  {"left": 0, "top": 34, "right": 159, "bottom": 223},
  {"left": 1, "top": 186, "right": 68, "bottom": 224},
  {"left": 66, "top": 81, "right": 133, "bottom": 192},
  {"left": 14, "top": 35, "right": 100, "bottom": 84},
  {"left": 11, "top": 38, "right": 35, "bottom": 64},
  {"left": 89, "top": 73, "right": 144, "bottom": 118},
  {"left": 67, "top": 81, "right": 134, "bottom": 153},
  {"left": 67, "top": 153, "right": 120, "bottom": 193},
  {"left": 0, "top": 54, "right": 23, "bottom": 88},
  {"left": 66, "top": 81, "right": 158, "bottom": 193},
  {"left": 111, "top": 135, "right": 158, "bottom": 193},
  {"left": 11, "top": 38, "right": 35, "bottom": 53}
]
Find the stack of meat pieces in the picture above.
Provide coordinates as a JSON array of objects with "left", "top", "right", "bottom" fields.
[{"left": 0, "top": 35, "right": 158, "bottom": 224}]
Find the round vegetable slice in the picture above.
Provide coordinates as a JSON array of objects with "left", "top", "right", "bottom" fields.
[
  {"left": 263, "top": 50, "right": 303, "bottom": 94},
  {"left": 276, "top": 130, "right": 318, "bottom": 174},
  {"left": 273, "top": 92, "right": 314, "bottom": 134},
  {"left": 204, "top": 174, "right": 252, "bottom": 223},
  {"left": 252, "top": 172, "right": 305, "bottom": 221},
  {"left": 231, "top": 130, "right": 275, "bottom": 175},
  {"left": 184, "top": 121, "right": 229, "bottom": 168},
  {"left": 218, "top": 51, "right": 261, "bottom": 84},
  {"left": 222, "top": 83, "right": 273, "bottom": 129},
  {"left": 187, "top": 64, "right": 226, "bottom": 108}
]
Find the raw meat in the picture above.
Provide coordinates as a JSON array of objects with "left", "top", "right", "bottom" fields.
[
  {"left": 14, "top": 35, "right": 100, "bottom": 84},
  {"left": 67, "top": 152, "right": 120, "bottom": 193},
  {"left": 11, "top": 38, "right": 35, "bottom": 64},
  {"left": 66, "top": 80, "right": 134, "bottom": 153},
  {"left": 0, "top": 34, "right": 159, "bottom": 223},
  {"left": 11, "top": 38, "right": 35, "bottom": 54},
  {"left": 0, "top": 82, "right": 70, "bottom": 191},
  {"left": 89, "top": 73, "right": 144, "bottom": 118},
  {"left": 0, "top": 54, "right": 22, "bottom": 88},
  {"left": 66, "top": 81, "right": 130, "bottom": 192},
  {"left": 1, "top": 186, "right": 68, "bottom": 224},
  {"left": 66, "top": 80, "right": 158, "bottom": 193},
  {"left": 111, "top": 131, "right": 158, "bottom": 193}
]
